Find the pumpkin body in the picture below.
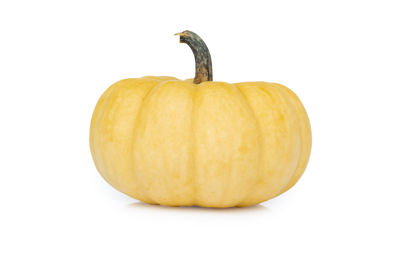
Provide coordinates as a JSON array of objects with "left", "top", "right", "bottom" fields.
[{"left": 90, "top": 76, "right": 311, "bottom": 207}]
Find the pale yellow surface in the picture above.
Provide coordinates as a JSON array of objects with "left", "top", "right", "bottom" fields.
[{"left": 90, "top": 76, "right": 311, "bottom": 208}]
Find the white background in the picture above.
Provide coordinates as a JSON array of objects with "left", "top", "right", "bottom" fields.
[{"left": 1, "top": 0, "right": 399, "bottom": 255}]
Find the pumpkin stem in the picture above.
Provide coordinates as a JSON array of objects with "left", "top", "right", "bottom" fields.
[{"left": 175, "top": 30, "right": 213, "bottom": 84}]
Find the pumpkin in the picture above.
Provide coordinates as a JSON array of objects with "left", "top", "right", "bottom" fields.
[{"left": 90, "top": 31, "right": 311, "bottom": 208}]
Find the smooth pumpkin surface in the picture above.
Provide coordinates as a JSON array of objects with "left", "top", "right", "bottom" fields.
[{"left": 90, "top": 76, "right": 311, "bottom": 207}]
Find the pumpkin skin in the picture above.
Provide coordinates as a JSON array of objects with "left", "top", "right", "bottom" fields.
[{"left": 90, "top": 76, "right": 311, "bottom": 207}]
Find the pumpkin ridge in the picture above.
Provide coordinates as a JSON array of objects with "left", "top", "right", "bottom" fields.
[
  {"left": 234, "top": 84, "right": 265, "bottom": 206},
  {"left": 190, "top": 84, "right": 198, "bottom": 206},
  {"left": 215, "top": 83, "right": 256, "bottom": 207},
  {"left": 129, "top": 79, "right": 167, "bottom": 205},
  {"left": 268, "top": 84, "right": 303, "bottom": 198},
  {"left": 91, "top": 81, "right": 123, "bottom": 184},
  {"left": 232, "top": 83, "right": 303, "bottom": 206},
  {"left": 90, "top": 83, "right": 115, "bottom": 164},
  {"left": 272, "top": 84, "right": 311, "bottom": 195}
]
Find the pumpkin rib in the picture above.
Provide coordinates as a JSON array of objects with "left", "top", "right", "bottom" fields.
[
  {"left": 136, "top": 80, "right": 197, "bottom": 206},
  {"left": 192, "top": 82, "right": 260, "bottom": 207},
  {"left": 220, "top": 84, "right": 236, "bottom": 206},
  {"left": 93, "top": 79, "right": 162, "bottom": 205},
  {"left": 233, "top": 84, "right": 265, "bottom": 207},
  {"left": 272, "top": 84, "right": 311, "bottom": 195},
  {"left": 267, "top": 83, "right": 303, "bottom": 198},
  {"left": 233, "top": 83, "right": 302, "bottom": 206},
  {"left": 90, "top": 81, "right": 122, "bottom": 184},
  {"left": 89, "top": 82, "right": 116, "bottom": 164},
  {"left": 122, "top": 78, "right": 169, "bottom": 204},
  {"left": 219, "top": 84, "right": 235, "bottom": 206},
  {"left": 223, "top": 83, "right": 261, "bottom": 207},
  {"left": 190, "top": 83, "right": 199, "bottom": 206},
  {"left": 128, "top": 79, "right": 168, "bottom": 205}
]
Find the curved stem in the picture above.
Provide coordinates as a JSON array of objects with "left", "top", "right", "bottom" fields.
[{"left": 175, "top": 30, "right": 213, "bottom": 84}]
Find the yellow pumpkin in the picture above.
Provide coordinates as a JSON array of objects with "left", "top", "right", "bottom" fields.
[{"left": 90, "top": 31, "right": 311, "bottom": 208}]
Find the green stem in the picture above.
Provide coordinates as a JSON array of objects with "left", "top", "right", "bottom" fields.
[{"left": 175, "top": 30, "right": 213, "bottom": 84}]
